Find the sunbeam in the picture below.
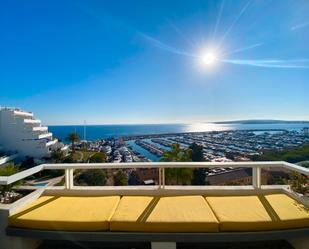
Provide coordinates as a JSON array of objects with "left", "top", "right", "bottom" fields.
[
  {"left": 222, "top": 59, "right": 309, "bottom": 69},
  {"left": 140, "top": 32, "right": 309, "bottom": 70},
  {"left": 212, "top": 0, "right": 225, "bottom": 40},
  {"left": 167, "top": 19, "right": 196, "bottom": 49},
  {"left": 217, "top": 0, "right": 251, "bottom": 48},
  {"left": 222, "top": 43, "right": 263, "bottom": 57},
  {"left": 138, "top": 32, "right": 197, "bottom": 58}
]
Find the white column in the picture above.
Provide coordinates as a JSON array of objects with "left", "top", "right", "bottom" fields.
[
  {"left": 252, "top": 166, "right": 261, "bottom": 188},
  {"left": 151, "top": 242, "right": 176, "bottom": 249},
  {"left": 69, "top": 169, "right": 74, "bottom": 189},
  {"left": 162, "top": 168, "right": 165, "bottom": 189},
  {"left": 65, "top": 169, "right": 74, "bottom": 189}
]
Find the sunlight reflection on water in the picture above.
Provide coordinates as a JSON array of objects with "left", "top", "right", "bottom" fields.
[{"left": 182, "top": 123, "right": 230, "bottom": 132}]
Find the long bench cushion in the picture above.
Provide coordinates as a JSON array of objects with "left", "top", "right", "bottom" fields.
[
  {"left": 110, "top": 195, "right": 219, "bottom": 232},
  {"left": 9, "top": 195, "right": 120, "bottom": 231},
  {"left": 206, "top": 194, "right": 309, "bottom": 232}
]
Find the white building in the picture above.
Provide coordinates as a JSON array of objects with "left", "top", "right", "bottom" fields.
[{"left": 0, "top": 107, "right": 66, "bottom": 158}]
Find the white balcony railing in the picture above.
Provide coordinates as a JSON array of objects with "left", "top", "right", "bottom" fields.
[
  {"left": 45, "top": 139, "right": 57, "bottom": 147},
  {"left": 32, "top": 126, "right": 48, "bottom": 132},
  {"left": 38, "top": 132, "right": 52, "bottom": 139},
  {"left": 23, "top": 119, "right": 41, "bottom": 124},
  {"left": 0, "top": 161, "right": 308, "bottom": 191},
  {"left": 13, "top": 110, "right": 33, "bottom": 117}
]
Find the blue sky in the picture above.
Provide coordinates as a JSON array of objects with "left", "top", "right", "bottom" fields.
[{"left": 1, "top": 0, "right": 309, "bottom": 125}]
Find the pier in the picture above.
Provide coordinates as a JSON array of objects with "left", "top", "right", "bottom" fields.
[{"left": 135, "top": 140, "right": 165, "bottom": 156}]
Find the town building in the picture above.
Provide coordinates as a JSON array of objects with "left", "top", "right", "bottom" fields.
[{"left": 0, "top": 107, "right": 67, "bottom": 158}]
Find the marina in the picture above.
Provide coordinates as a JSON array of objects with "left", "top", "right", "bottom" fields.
[{"left": 73, "top": 127, "right": 309, "bottom": 163}]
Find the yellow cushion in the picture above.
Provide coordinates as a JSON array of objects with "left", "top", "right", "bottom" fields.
[
  {"left": 110, "top": 195, "right": 219, "bottom": 232},
  {"left": 9, "top": 195, "right": 120, "bottom": 231},
  {"left": 264, "top": 194, "right": 309, "bottom": 229},
  {"left": 206, "top": 194, "right": 309, "bottom": 231}
]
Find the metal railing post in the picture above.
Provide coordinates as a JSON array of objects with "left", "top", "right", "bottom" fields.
[{"left": 252, "top": 166, "right": 261, "bottom": 189}]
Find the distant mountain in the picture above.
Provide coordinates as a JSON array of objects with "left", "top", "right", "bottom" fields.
[{"left": 214, "top": 119, "right": 309, "bottom": 124}]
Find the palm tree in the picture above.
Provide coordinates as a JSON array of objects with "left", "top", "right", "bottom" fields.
[
  {"left": 66, "top": 132, "right": 80, "bottom": 152},
  {"left": 161, "top": 144, "right": 191, "bottom": 162},
  {"left": 161, "top": 144, "right": 193, "bottom": 185}
]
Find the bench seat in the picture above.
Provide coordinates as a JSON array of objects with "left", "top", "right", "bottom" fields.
[
  {"left": 9, "top": 196, "right": 120, "bottom": 231},
  {"left": 8, "top": 194, "right": 309, "bottom": 233},
  {"left": 206, "top": 194, "right": 309, "bottom": 232},
  {"left": 110, "top": 195, "right": 219, "bottom": 232}
]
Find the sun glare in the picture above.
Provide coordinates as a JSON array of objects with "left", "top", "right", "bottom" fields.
[
  {"left": 197, "top": 48, "right": 219, "bottom": 71},
  {"left": 201, "top": 52, "right": 217, "bottom": 65},
  {"left": 200, "top": 51, "right": 218, "bottom": 66}
]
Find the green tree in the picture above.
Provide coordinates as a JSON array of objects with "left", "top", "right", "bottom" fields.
[
  {"left": 89, "top": 152, "right": 107, "bottom": 163},
  {"left": 75, "top": 169, "right": 107, "bottom": 186},
  {"left": 66, "top": 132, "right": 80, "bottom": 152},
  {"left": 189, "top": 143, "right": 208, "bottom": 185},
  {"left": 62, "top": 154, "right": 75, "bottom": 163},
  {"left": 51, "top": 148, "right": 65, "bottom": 163},
  {"left": 161, "top": 144, "right": 192, "bottom": 162},
  {"left": 289, "top": 172, "right": 308, "bottom": 195},
  {"left": 189, "top": 143, "right": 204, "bottom": 161},
  {"left": 161, "top": 144, "right": 193, "bottom": 185},
  {"left": 20, "top": 156, "right": 35, "bottom": 169},
  {"left": 192, "top": 168, "right": 208, "bottom": 185},
  {"left": 0, "top": 164, "right": 20, "bottom": 194},
  {"left": 300, "top": 161, "right": 309, "bottom": 168},
  {"left": 114, "top": 170, "right": 128, "bottom": 186}
]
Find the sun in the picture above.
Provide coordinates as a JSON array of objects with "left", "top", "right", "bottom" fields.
[{"left": 200, "top": 51, "right": 217, "bottom": 66}]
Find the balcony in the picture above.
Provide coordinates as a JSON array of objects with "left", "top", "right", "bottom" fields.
[
  {"left": 32, "top": 127, "right": 48, "bottom": 132},
  {"left": 45, "top": 139, "right": 57, "bottom": 147},
  {"left": 23, "top": 119, "right": 41, "bottom": 125},
  {"left": 0, "top": 161, "right": 308, "bottom": 249},
  {"left": 38, "top": 133, "right": 52, "bottom": 140},
  {"left": 13, "top": 110, "right": 33, "bottom": 118}
]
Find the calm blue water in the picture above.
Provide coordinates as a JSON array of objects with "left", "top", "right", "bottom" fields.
[
  {"left": 49, "top": 123, "right": 308, "bottom": 142},
  {"left": 126, "top": 140, "right": 160, "bottom": 162}
]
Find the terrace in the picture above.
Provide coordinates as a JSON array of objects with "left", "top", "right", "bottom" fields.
[{"left": 0, "top": 161, "right": 308, "bottom": 249}]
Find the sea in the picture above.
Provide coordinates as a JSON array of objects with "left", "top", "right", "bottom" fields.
[{"left": 49, "top": 122, "right": 308, "bottom": 142}]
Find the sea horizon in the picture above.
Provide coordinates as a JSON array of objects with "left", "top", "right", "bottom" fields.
[
  {"left": 48, "top": 121, "right": 309, "bottom": 142},
  {"left": 46, "top": 119, "right": 309, "bottom": 127}
]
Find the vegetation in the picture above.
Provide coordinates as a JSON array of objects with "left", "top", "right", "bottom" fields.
[
  {"left": 160, "top": 143, "right": 210, "bottom": 185},
  {"left": 20, "top": 156, "right": 35, "bottom": 170},
  {"left": 161, "top": 144, "right": 192, "bottom": 162},
  {"left": 300, "top": 161, "right": 309, "bottom": 168},
  {"left": 0, "top": 163, "right": 20, "bottom": 194},
  {"left": 51, "top": 148, "right": 65, "bottom": 163},
  {"left": 66, "top": 132, "right": 80, "bottom": 152},
  {"left": 251, "top": 144, "right": 309, "bottom": 163},
  {"left": 62, "top": 154, "right": 76, "bottom": 163},
  {"left": 289, "top": 172, "right": 308, "bottom": 195},
  {"left": 88, "top": 152, "right": 107, "bottom": 163},
  {"left": 114, "top": 170, "right": 128, "bottom": 186},
  {"left": 161, "top": 144, "right": 193, "bottom": 185},
  {"left": 189, "top": 143, "right": 208, "bottom": 185},
  {"left": 189, "top": 143, "right": 204, "bottom": 161},
  {"left": 251, "top": 144, "right": 309, "bottom": 195},
  {"left": 74, "top": 169, "right": 107, "bottom": 186}
]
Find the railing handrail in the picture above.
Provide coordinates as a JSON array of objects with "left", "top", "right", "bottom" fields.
[{"left": 0, "top": 161, "right": 308, "bottom": 187}]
